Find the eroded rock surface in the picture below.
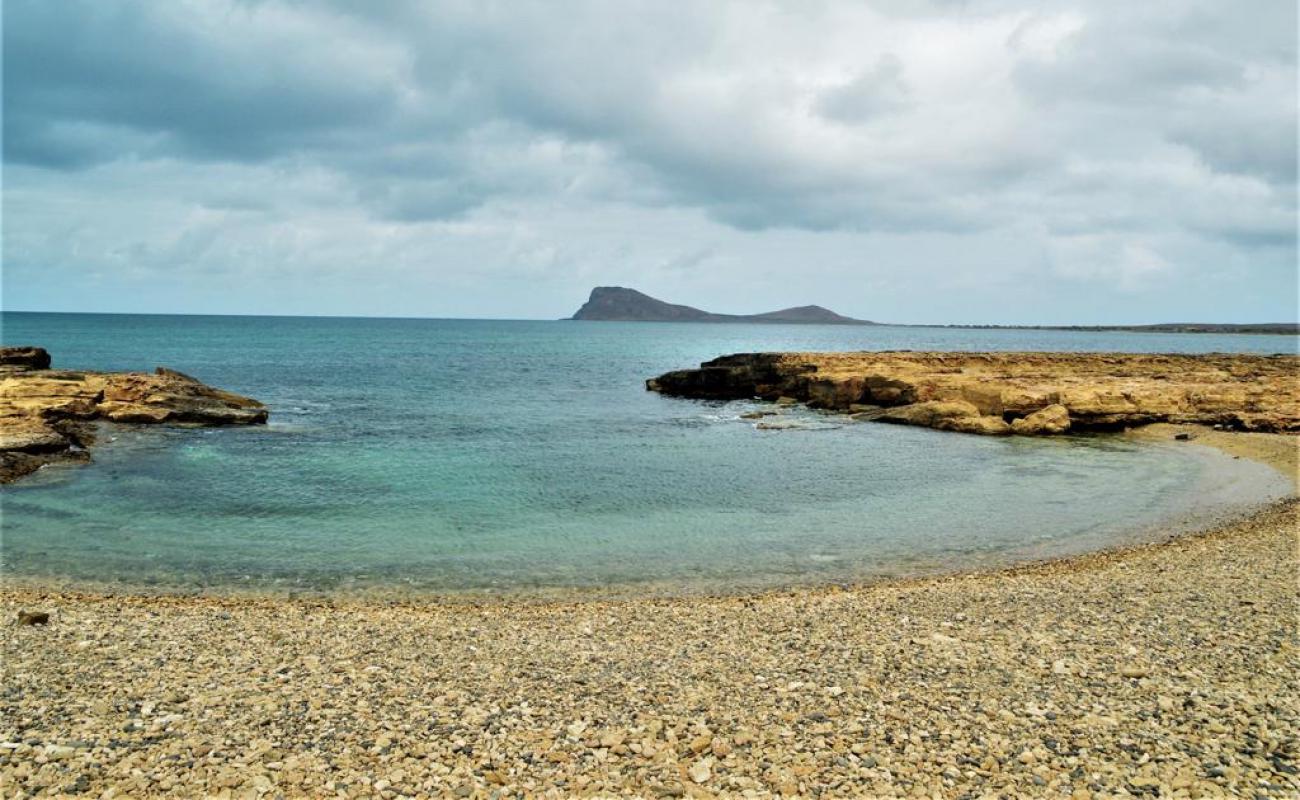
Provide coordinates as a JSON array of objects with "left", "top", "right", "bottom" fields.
[
  {"left": 648, "top": 351, "right": 1300, "bottom": 436},
  {"left": 0, "top": 347, "right": 267, "bottom": 483}
]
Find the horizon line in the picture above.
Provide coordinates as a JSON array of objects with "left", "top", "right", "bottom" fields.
[{"left": 1, "top": 308, "right": 1298, "bottom": 332}]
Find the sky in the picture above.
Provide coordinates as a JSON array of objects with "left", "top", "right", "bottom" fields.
[{"left": 3, "top": 0, "right": 1297, "bottom": 324}]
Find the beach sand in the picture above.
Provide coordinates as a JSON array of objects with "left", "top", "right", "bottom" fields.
[{"left": 2, "top": 427, "right": 1297, "bottom": 798}]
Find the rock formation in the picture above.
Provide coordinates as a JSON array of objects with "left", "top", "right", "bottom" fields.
[
  {"left": 0, "top": 347, "right": 267, "bottom": 483},
  {"left": 648, "top": 351, "right": 1300, "bottom": 436}
]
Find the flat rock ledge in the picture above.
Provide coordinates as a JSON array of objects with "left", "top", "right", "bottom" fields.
[
  {"left": 648, "top": 351, "right": 1300, "bottom": 436},
  {"left": 0, "top": 346, "right": 267, "bottom": 483}
]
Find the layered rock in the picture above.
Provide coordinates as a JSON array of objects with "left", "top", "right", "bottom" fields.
[
  {"left": 648, "top": 351, "right": 1300, "bottom": 437},
  {"left": 0, "top": 347, "right": 267, "bottom": 483}
]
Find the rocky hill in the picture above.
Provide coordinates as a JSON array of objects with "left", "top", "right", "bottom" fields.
[{"left": 570, "top": 287, "right": 874, "bottom": 324}]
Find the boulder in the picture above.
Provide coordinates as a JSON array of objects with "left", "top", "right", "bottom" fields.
[
  {"left": 938, "top": 415, "right": 1013, "bottom": 436},
  {"left": 1011, "top": 404, "right": 1072, "bottom": 435},
  {"left": 877, "top": 400, "right": 981, "bottom": 428},
  {"left": 0, "top": 347, "right": 51, "bottom": 370}
]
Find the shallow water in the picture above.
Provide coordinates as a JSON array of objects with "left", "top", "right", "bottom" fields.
[{"left": 0, "top": 312, "right": 1293, "bottom": 595}]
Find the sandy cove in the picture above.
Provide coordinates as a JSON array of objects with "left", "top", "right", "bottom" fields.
[{"left": 2, "top": 426, "right": 1297, "bottom": 799}]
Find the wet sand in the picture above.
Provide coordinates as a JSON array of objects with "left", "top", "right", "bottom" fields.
[{"left": 2, "top": 426, "right": 1297, "bottom": 798}]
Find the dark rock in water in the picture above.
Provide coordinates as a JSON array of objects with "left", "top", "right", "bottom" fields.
[
  {"left": 1174, "top": 432, "right": 1193, "bottom": 440},
  {"left": 0, "top": 346, "right": 51, "bottom": 370},
  {"left": 17, "top": 611, "right": 50, "bottom": 626}
]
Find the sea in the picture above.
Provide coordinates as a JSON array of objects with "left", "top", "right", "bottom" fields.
[{"left": 0, "top": 312, "right": 1293, "bottom": 597}]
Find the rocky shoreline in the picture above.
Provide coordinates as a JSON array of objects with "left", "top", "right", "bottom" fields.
[
  {"left": 0, "top": 347, "right": 267, "bottom": 483},
  {"left": 648, "top": 351, "right": 1300, "bottom": 437}
]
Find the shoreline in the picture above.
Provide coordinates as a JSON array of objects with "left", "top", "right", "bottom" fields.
[
  {"left": 2, "top": 429, "right": 1298, "bottom": 797},
  {"left": 1, "top": 493, "right": 1294, "bottom": 612},
  {"left": 1, "top": 426, "right": 1290, "bottom": 605}
]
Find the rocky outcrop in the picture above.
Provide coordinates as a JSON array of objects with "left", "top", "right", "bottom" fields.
[
  {"left": 0, "top": 347, "right": 267, "bottom": 483},
  {"left": 648, "top": 351, "right": 1300, "bottom": 437}
]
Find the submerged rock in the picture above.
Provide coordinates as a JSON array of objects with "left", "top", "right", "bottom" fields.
[{"left": 0, "top": 347, "right": 267, "bottom": 483}]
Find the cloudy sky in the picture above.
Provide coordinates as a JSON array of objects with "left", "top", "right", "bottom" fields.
[{"left": 3, "top": 0, "right": 1296, "bottom": 323}]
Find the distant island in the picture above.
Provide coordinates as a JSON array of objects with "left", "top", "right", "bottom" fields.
[
  {"left": 569, "top": 287, "right": 1297, "bottom": 334},
  {"left": 569, "top": 286, "right": 877, "bottom": 324}
]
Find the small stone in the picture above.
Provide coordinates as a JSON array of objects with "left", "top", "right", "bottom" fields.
[
  {"left": 1120, "top": 666, "right": 1149, "bottom": 679},
  {"left": 17, "top": 611, "right": 49, "bottom": 626},
  {"left": 688, "top": 759, "right": 712, "bottom": 783},
  {"left": 1174, "top": 432, "right": 1193, "bottom": 441},
  {"left": 44, "top": 745, "right": 75, "bottom": 761}
]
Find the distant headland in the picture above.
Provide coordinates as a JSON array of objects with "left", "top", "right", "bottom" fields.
[
  {"left": 568, "top": 287, "right": 1298, "bottom": 334},
  {"left": 568, "top": 286, "right": 876, "bottom": 325}
]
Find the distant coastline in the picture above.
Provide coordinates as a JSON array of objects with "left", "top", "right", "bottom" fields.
[
  {"left": 566, "top": 287, "right": 1299, "bottom": 334},
  {"left": 915, "top": 322, "right": 1300, "bottom": 336},
  {"left": 2, "top": 306, "right": 1296, "bottom": 335}
]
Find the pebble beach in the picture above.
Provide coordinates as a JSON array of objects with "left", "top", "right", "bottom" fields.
[{"left": 2, "top": 426, "right": 1297, "bottom": 799}]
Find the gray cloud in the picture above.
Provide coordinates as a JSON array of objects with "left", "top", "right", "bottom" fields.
[
  {"left": 4, "top": 2, "right": 405, "bottom": 166},
  {"left": 2, "top": 0, "right": 1296, "bottom": 322},
  {"left": 816, "top": 55, "right": 911, "bottom": 123}
]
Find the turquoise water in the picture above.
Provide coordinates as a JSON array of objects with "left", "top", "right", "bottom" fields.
[{"left": 0, "top": 312, "right": 1293, "bottom": 595}]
